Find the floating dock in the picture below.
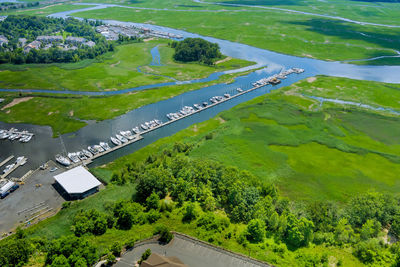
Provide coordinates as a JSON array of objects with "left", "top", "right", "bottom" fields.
[
  {"left": 1, "top": 157, "right": 27, "bottom": 180},
  {"left": 0, "top": 156, "right": 14, "bottom": 169}
]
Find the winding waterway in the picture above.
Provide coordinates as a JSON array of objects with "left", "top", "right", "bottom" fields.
[{"left": 1, "top": 4, "right": 400, "bottom": 177}]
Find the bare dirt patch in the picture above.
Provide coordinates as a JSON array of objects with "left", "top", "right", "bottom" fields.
[
  {"left": 217, "top": 117, "right": 226, "bottom": 123},
  {"left": 307, "top": 77, "right": 317, "bottom": 83},
  {"left": 144, "top": 37, "right": 155, "bottom": 42},
  {"left": 69, "top": 110, "right": 74, "bottom": 117},
  {"left": 110, "top": 61, "right": 120, "bottom": 67},
  {"left": 215, "top": 57, "right": 232, "bottom": 65},
  {"left": 1, "top": 97, "right": 33, "bottom": 110},
  {"left": 48, "top": 112, "right": 53, "bottom": 116}
]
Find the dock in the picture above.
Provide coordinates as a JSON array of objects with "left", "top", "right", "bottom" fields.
[
  {"left": 0, "top": 155, "right": 14, "bottom": 169},
  {"left": 61, "top": 68, "right": 304, "bottom": 169},
  {"left": 1, "top": 156, "right": 27, "bottom": 180}
]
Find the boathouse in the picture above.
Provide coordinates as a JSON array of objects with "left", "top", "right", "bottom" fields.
[{"left": 54, "top": 166, "right": 101, "bottom": 199}]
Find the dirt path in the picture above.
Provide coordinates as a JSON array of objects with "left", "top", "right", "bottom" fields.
[
  {"left": 215, "top": 56, "right": 232, "bottom": 64},
  {"left": 1, "top": 97, "right": 33, "bottom": 110}
]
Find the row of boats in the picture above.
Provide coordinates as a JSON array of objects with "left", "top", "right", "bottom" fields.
[
  {"left": 166, "top": 92, "right": 237, "bottom": 121},
  {"left": 55, "top": 119, "right": 163, "bottom": 166},
  {"left": 53, "top": 69, "right": 305, "bottom": 167},
  {"left": 2, "top": 156, "right": 27, "bottom": 175},
  {"left": 252, "top": 67, "right": 305, "bottom": 87},
  {"left": 0, "top": 128, "right": 34, "bottom": 143}
]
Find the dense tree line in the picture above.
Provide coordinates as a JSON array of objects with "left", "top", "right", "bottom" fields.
[
  {"left": 3, "top": 143, "right": 400, "bottom": 265},
  {"left": 0, "top": 15, "right": 112, "bottom": 64},
  {"left": 0, "top": 2, "right": 39, "bottom": 12},
  {"left": 170, "top": 38, "right": 222, "bottom": 65}
]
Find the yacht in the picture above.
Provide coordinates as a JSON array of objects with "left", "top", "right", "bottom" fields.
[
  {"left": 94, "top": 145, "right": 104, "bottom": 153},
  {"left": 77, "top": 152, "right": 87, "bottom": 161},
  {"left": 194, "top": 104, "right": 202, "bottom": 110},
  {"left": 3, "top": 163, "right": 15, "bottom": 174},
  {"left": 202, "top": 102, "right": 208, "bottom": 107},
  {"left": 120, "top": 130, "right": 134, "bottom": 140},
  {"left": 68, "top": 152, "right": 80, "bottom": 163},
  {"left": 111, "top": 136, "right": 122, "bottom": 146},
  {"left": 141, "top": 124, "right": 148, "bottom": 130},
  {"left": 55, "top": 154, "right": 71, "bottom": 166},
  {"left": 116, "top": 134, "right": 128, "bottom": 143},
  {"left": 224, "top": 93, "right": 231, "bottom": 98},
  {"left": 236, "top": 88, "right": 243, "bottom": 92},
  {"left": 88, "top": 146, "right": 98, "bottom": 155},
  {"left": 82, "top": 149, "right": 93, "bottom": 158},
  {"left": 132, "top": 127, "right": 140, "bottom": 134},
  {"left": 100, "top": 141, "right": 111, "bottom": 150}
]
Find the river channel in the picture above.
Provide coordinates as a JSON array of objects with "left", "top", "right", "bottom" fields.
[{"left": 1, "top": 5, "right": 400, "bottom": 177}]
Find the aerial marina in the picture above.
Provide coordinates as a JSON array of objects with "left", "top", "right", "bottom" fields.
[
  {"left": 46, "top": 68, "right": 304, "bottom": 169},
  {"left": 0, "top": 128, "right": 34, "bottom": 143}
]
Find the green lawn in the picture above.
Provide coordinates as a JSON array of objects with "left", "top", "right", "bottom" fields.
[
  {"left": 71, "top": 5, "right": 400, "bottom": 63},
  {"left": 0, "top": 40, "right": 252, "bottom": 91},
  {"left": 0, "top": 4, "right": 93, "bottom": 16},
  {"left": 102, "top": 76, "right": 400, "bottom": 203}
]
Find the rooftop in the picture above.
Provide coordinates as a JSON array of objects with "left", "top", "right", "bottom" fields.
[{"left": 54, "top": 166, "right": 101, "bottom": 194}]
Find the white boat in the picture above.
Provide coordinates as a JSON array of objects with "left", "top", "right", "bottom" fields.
[
  {"left": 141, "top": 124, "right": 148, "bottom": 130},
  {"left": 202, "top": 102, "right": 208, "bottom": 107},
  {"left": 194, "top": 104, "right": 202, "bottom": 110},
  {"left": 236, "top": 88, "right": 243, "bottom": 92},
  {"left": 77, "top": 151, "right": 87, "bottom": 161},
  {"left": 132, "top": 127, "right": 140, "bottom": 134},
  {"left": 111, "top": 136, "right": 122, "bottom": 146},
  {"left": 116, "top": 134, "right": 128, "bottom": 143},
  {"left": 55, "top": 154, "right": 71, "bottom": 166},
  {"left": 3, "top": 164, "right": 15, "bottom": 174},
  {"left": 94, "top": 145, "right": 104, "bottom": 153},
  {"left": 120, "top": 130, "right": 134, "bottom": 140},
  {"left": 224, "top": 93, "right": 231, "bottom": 98},
  {"left": 88, "top": 146, "right": 98, "bottom": 155},
  {"left": 68, "top": 152, "right": 80, "bottom": 163},
  {"left": 82, "top": 149, "right": 93, "bottom": 158},
  {"left": 100, "top": 141, "right": 111, "bottom": 150}
]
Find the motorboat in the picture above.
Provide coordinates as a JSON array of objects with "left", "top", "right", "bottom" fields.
[
  {"left": 68, "top": 152, "right": 80, "bottom": 163},
  {"left": 94, "top": 145, "right": 104, "bottom": 153},
  {"left": 141, "top": 124, "right": 148, "bottom": 130},
  {"left": 100, "top": 141, "right": 111, "bottom": 150},
  {"left": 193, "top": 104, "right": 202, "bottom": 110},
  {"left": 202, "top": 102, "right": 208, "bottom": 107},
  {"left": 55, "top": 154, "right": 71, "bottom": 166},
  {"left": 111, "top": 136, "right": 122, "bottom": 146},
  {"left": 88, "top": 146, "right": 98, "bottom": 155},
  {"left": 77, "top": 151, "right": 87, "bottom": 161},
  {"left": 116, "top": 134, "right": 128, "bottom": 143},
  {"left": 120, "top": 130, "right": 134, "bottom": 140},
  {"left": 224, "top": 93, "right": 231, "bottom": 98},
  {"left": 3, "top": 164, "right": 15, "bottom": 174},
  {"left": 132, "top": 127, "right": 140, "bottom": 134},
  {"left": 237, "top": 88, "right": 243, "bottom": 92},
  {"left": 82, "top": 149, "right": 93, "bottom": 158}
]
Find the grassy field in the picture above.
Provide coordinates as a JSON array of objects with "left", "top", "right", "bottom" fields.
[
  {"left": 102, "top": 76, "right": 400, "bottom": 203},
  {"left": 0, "top": 68, "right": 255, "bottom": 135},
  {"left": 206, "top": 0, "right": 400, "bottom": 25},
  {"left": 0, "top": 39, "right": 252, "bottom": 91},
  {"left": 71, "top": 5, "right": 400, "bottom": 64},
  {"left": 0, "top": 4, "right": 93, "bottom": 16}
]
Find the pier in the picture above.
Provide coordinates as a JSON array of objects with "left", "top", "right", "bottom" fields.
[
  {"left": 0, "top": 155, "right": 14, "bottom": 169},
  {"left": 61, "top": 69, "right": 304, "bottom": 169},
  {"left": 1, "top": 156, "right": 27, "bottom": 180}
]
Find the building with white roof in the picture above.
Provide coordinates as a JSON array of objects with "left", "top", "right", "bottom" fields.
[{"left": 54, "top": 166, "right": 101, "bottom": 199}]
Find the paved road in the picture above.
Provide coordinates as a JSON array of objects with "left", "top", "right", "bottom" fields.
[{"left": 116, "top": 235, "right": 269, "bottom": 267}]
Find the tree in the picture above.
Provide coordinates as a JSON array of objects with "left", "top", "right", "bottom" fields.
[
  {"left": 146, "top": 192, "right": 161, "bottom": 211},
  {"left": 285, "top": 214, "right": 314, "bottom": 248},
  {"left": 155, "top": 225, "right": 174, "bottom": 243},
  {"left": 138, "top": 249, "right": 151, "bottom": 264},
  {"left": 246, "top": 219, "right": 266, "bottom": 243},
  {"left": 334, "top": 218, "right": 357, "bottom": 245},
  {"left": 0, "top": 239, "right": 32, "bottom": 266},
  {"left": 360, "top": 219, "right": 381, "bottom": 240},
  {"left": 50, "top": 255, "right": 69, "bottom": 267},
  {"left": 182, "top": 203, "right": 197, "bottom": 223},
  {"left": 110, "top": 242, "right": 122, "bottom": 257}
]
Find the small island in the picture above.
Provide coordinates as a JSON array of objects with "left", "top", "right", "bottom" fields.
[{"left": 170, "top": 38, "right": 223, "bottom": 65}]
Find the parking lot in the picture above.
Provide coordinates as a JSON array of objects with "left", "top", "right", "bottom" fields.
[
  {"left": 0, "top": 160, "right": 65, "bottom": 235},
  {"left": 116, "top": 234, "right": 270, "bottom": 267}
]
